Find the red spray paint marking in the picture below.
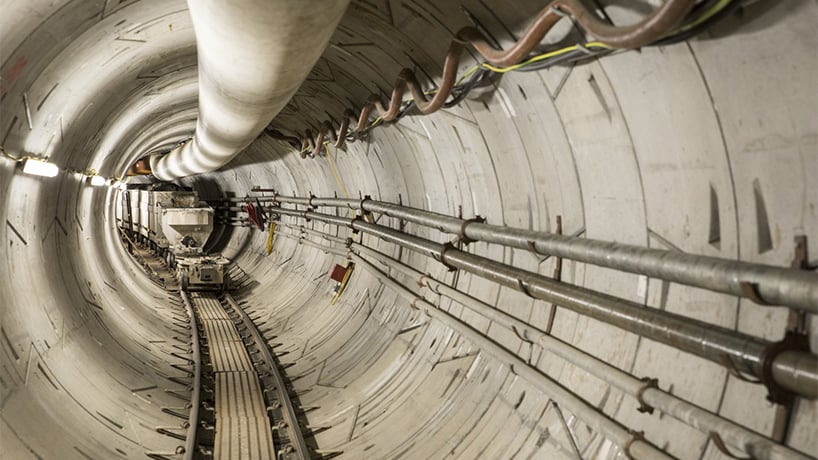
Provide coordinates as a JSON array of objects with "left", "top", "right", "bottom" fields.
[{"left": 0, "top": 55, "right": 28, "bottom": 98}]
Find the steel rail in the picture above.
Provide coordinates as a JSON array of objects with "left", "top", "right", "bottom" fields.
[
  {"left": 222, "top": 293, "right": 310, "bottom": 460},
  {"left": 273, "top": 195, "right": 818, "bottom": 313},
  {"left": 349, "top": 242, "right": 811, "bottom": 460},
  {"left": 180, "top": 291, "right": 202, "bottom": 460},
  {"left": 271, "top": 207, "right": 818, "bottom": 400},
  {"left": 348, "top": 251, "right": 671, "bottom": 459}
]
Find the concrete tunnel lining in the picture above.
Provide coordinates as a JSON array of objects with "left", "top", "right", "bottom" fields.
[{"left": 0, "top": 0, "right": 816, "bottom": 459}]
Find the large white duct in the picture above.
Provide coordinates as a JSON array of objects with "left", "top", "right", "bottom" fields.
[{"left": 148, "top": 0, "right": 350, "bottom": 180}]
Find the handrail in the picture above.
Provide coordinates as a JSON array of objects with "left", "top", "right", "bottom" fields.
[{"left": 180, "top": 291, "right": 202, "bottom": 460}]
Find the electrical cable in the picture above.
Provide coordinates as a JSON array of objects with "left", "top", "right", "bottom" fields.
[
  {"left": 286, "top": 0, "right": 734, "bottom": 158},
  {"left": 324, "top": 143, "right": 351, "bottom": 200},
  {"left": 652, "top": 0, "right": 739, "bottom": 46},
  {"left": 0, "top": 146, "right": 23, "bottom": 162}
]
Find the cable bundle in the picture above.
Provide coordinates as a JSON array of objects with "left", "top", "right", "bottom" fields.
[{"left": 283, "top": 0, "right": 738, "bottom": 158}]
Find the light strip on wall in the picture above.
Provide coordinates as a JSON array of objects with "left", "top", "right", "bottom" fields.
[{"left": 21, "top": 158, "right": 60, "bottom": 177}]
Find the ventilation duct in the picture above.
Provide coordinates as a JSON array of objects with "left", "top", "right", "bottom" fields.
[{"left": 147, "top": 0, "right": 350, "bottom": 180}]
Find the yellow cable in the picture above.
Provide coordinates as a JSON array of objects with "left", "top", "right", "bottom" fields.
[
  {"left": 673, "top": 0, "right": 732, "bottom": 33},
  {"left": 349, "top": 2, "right": 729, "bottom": 135},
  {"left": 324, "top": 143, "right": 357, "bottom": 226},
  {"left": 324, "top": 142, "right": 350, "bottom": 199},
  {"left": 455, "top": 65, "right": 480, "bottom": 86},
  {"left": 363, "top": 42, "right": 611, "bottom": 128},
  {"left": 0, "top": 146, "right": 22, "bottom": 161},
  {"left": 480, "top": 42, "right": 611, "bottom": 73}
]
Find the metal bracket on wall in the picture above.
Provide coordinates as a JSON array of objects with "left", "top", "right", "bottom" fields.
[{"left": 770, "top": 235, "right": 814, "bottom": 442}]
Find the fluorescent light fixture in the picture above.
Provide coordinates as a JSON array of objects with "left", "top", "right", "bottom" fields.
[
  {"left": 89, "top": 175, "right": 106, "bottom": 187},
  {"left": 21, "top": 158, "right": 59, "bottom": 177}
]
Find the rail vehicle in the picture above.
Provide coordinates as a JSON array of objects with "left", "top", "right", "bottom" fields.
[{"left": 116, "top": 184, "right": 230, "bottom": 292}]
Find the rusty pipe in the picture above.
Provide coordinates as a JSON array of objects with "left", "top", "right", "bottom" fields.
[{"left": 295, "top": 0, "right": 695, "bottom": 153}]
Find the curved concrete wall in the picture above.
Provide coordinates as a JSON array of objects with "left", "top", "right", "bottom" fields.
[{"left": 1, "top": 0, "right": 815, "bottom": 459}]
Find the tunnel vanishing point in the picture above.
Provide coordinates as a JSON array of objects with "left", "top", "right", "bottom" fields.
[{"left": 1, "top": 1, "right": 817, "bottom": 459}]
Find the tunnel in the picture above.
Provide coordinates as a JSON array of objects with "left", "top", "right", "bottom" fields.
[{"left": 1, "top": 0, "right": 816, "bottom": 459}]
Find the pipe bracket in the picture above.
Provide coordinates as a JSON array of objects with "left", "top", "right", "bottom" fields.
[
  {"left": 719, "top": 354, "right": 761, "bottom": 384},
  {"left": 709, "top": 431, "right": 752, "bottom": 460},
  {"left": 739, "top": 281, "right": 770, "bottom": 306},
  {"left": 511, "top": 325, "right": 533, "bottom": 344},
  {"left": 437, "top": 242, "right": 459, "bottom": 272},
  {"left": 516, "top": 279, "right": 535, "bottom": 299},
  {"left": 760, "top": 331, "right": 810, "bottom": 405},
  {"left": 458, "top": 215, "right": 486, "bottom": 245},
  {"left": 635, "top": 377, "right": 659, "bottom": 414},
  {"left": 622, "top": 430, "right": 645, "bottom": 459},
  {"left": 526, "top": 240, "right": 549, "bottom": 264}
]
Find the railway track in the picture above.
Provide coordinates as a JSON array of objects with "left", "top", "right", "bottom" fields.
[{"left": 180, "top": 290, "right": 310, "bottom": 460}]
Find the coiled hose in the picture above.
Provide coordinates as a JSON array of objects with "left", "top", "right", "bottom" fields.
[{"left": 289, "top": 0, "right": 698, "bottom": 158}]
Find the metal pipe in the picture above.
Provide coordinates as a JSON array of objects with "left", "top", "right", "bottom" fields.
[
  {"left": 348, "top": 252, "right": 671, "bottom": 460},
  {"left": 351, "top": 243, "right": 811, "bottom": 460},
  {"left": 279, "top": 232, "right": 347, "bottom": 257},
  {"left": 272, "top": 207, "right": 818, "bottom": 400},
  {"left": 274, "top": 195, "right": 818, "bottom": 313},
  {"left": 180, "top": 291, "right": 202, "bottom": 460},
  {"left": 293, "top": 225, "right": 349, "bottom": 245},
  {"left": 146, "top": 0, "right": 349, "bottom": 180}
]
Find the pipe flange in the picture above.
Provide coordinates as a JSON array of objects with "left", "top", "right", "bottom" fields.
[
  {"left": 437, "top": 242, "right": 458, "bottom": 272},
  {"left": 458, "top": 215, "right": 486, "bottom": 245},
  {"left": 760, "top": 331, "right": 810, "bottom": 405},
  {"left": 636, "top": 377, "right": 659, "bottom": 414}
]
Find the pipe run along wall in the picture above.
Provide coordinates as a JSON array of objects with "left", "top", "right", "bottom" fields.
[{"left": 148, "top": 0, "right": 350, "bottom": 180}]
